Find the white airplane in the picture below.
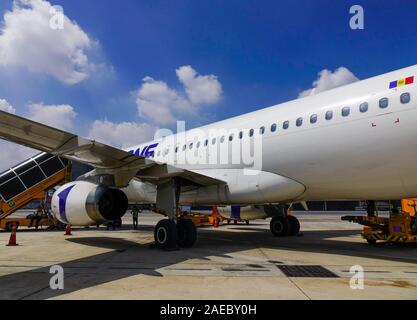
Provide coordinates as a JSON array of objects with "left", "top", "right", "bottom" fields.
[{"left": 0, "top": 64, "right": 416, "bottom": 249}]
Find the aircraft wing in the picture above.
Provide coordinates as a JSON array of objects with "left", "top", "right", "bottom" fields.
[{"left": 0, "top": 110, "right": 224, "bottom": 187}]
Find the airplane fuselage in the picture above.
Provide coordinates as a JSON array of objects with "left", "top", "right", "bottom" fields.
[{"left": 124, "top": 65, "right": 417, "bottom": 205}]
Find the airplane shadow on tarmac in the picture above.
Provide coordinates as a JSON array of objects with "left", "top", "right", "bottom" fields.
[{"left": 0, "top": 226, "right": 416, "bottom": 299}]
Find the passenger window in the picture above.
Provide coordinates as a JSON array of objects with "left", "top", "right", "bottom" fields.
[
  {"left": 342, "top": 107, "right": 350, "bottom": 117},
  {"left": 189, "top": 143, "right": 193, "bottom": 150},
  {"left": 379, "top": 98, "right": 389, "bottom": 109},
  {"left": 271, "top": 123, "right": 277, "bottom": 132},
  {"left": 196, "top": 141, "right": 200, "bottom": 149},
  {"left": 249, "top": 129, "right": 254, "bottom": 137},
  {"left": 401, "top": 93, "right": 411, "bottom": 104},
  {"left": 239, "top": 131, "right": 243, "bottom": 139},
  {"left": 229, "top": 134, "right": 234, "bottom": 141},
  {"left": 182, "top": 145, "right": 186, "bottom": 151},
  {"left": 296, "top": 117, "right": 303, "bottom": 127},
  {"left": 220, "top": 136, "right": 225, "bottom": 143},
  {"left": 175, "top": 146, "right": 178, "bottom": 153},
  {"left": 259, "top": 126, "right": 265, "bottom": 135},
  {"left": 325, "top": 111, "right": 333, "bottom": 120},
  {"left": 283, "top": 121, "right": 289, "bottom": 130},
  {"left": 212, "top": 138, "right": 216, "bottom": 145},
  {"left": 204, "top": 139, "right": 208, "bottom": 146},
  {"left": 310, "top": 114, "right": 317, "bottom": 124},
  {"left": 359, "top": 102, "right": 368, "bottom": 113}
]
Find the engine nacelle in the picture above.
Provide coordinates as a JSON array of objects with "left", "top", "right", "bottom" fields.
[{"left": 51, "top": 181, "right": 128, "bottom": 226}]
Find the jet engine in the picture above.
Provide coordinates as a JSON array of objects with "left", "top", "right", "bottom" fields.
[{"left": 51, "top": 181, "right": 128, "bottom": 226}]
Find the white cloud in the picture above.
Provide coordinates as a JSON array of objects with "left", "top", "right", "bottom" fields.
[
  {"left": 27, "top": 103, "right": 77, "bottom": 130},
  {"left": 88, "top": 120, "right": 157, "bottom": 149},
  {"left": 176, "top": 65, "right": 222, "bottom": 105},
  {"left": 0, "top": 99, "right": 16, "bottom": 114},
  {"left": 135, "top": 66, "right": 222, "bottom": 125},
  {"left": 0, "top": 0, "right": 93, "bottom": 85},
  {"left": 135, "top": 76, "right": 191, "bottom": 125},
  {"left": 298, "top": 67, "right": 359, "bottom": 98}
]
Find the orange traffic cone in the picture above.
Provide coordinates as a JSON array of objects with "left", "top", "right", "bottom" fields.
[
  {"left": 6, "top": 223, "right": 18, "bottom": 246},
  {"left": 65, "top": 224, "right": 72, "bottom": 236},
  {"left": 212, "top": 207, "right": 221, "bottom": 228}
]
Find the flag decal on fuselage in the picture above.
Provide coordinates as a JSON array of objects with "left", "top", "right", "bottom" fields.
[{"left": 389, "top": 76, "right": 414, "bottom": 89}]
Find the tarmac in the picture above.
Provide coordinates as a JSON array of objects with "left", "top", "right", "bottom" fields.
[{"left": 0, "top": 211, "right": 416, "bottom": 300}]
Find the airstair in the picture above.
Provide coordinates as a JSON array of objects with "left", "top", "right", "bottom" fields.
[{"left": 0, "top": 153, "right": 71, "bottom": 220}]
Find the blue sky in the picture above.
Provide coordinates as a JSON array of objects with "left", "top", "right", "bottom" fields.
[{"left": 0, "top": 0, "right": 417, "bottom": 168}]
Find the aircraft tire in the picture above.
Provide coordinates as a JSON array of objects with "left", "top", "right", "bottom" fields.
[
  {"left": 154, "top": 219, "right": 178, "bottom": 249},
  {"left": 287, "top": 215, "right": 300, "bottom": 236},
  {"left": 270, "top": 216, "right": 290, "bottom": 237},
  {"left": 366, "top": 239, "right": 377, "bottom": 245},
  {"left": 177, "top": 219, "right": 197, "bottom": 248}
]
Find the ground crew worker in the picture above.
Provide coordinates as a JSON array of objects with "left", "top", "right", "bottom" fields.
[
  {"left": 131, "top": 205, "right": 141, "bottom": 229},
  {"left": 30, "top": 206, "right": 43, "bottom": 230}
]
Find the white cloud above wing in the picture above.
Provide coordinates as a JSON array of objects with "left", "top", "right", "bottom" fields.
[
  {"left": 176, "top": 65, "right": 222, "bottom": 105},
  {"left": 27, "top": 103, "right": 77, "bottom": 130},
  {"left": 0, "top": 0, "right": 93, "bottom": 85},
  {"left": 135, "top": 66, "right": 222, "bottom": 126},
  {"left": 136, "top": 76, "right": 191, "bottom": 125},
  {"left": 88, "top": 120, "right": 157, "bottom": 149},
  {"left": 0, "top": 99, "right": 16, "bottom": 114},
  {"left": 298, "top": 67, "right": 359, "bottom": 98}
]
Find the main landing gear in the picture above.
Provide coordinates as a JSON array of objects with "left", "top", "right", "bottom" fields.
[
  {"left": 270, "top": 215, "right": 300, "bottom": 237},
  {"left": 153, "top": 179, "right": 197, "bottom": 250},
  {"left": 154, "top": 218, "right": 197, "bottom": 249},
  {"left": 269, "top": 205, "right": 300, "bottom": 237}
]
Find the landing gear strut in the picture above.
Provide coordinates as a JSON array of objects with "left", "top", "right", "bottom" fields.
[{"left": 153, "top": 179, "right": 197, "bottom": 249}]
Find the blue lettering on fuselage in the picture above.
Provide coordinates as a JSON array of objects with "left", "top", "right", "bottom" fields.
[{"left": 129, "top": 143, "right": 159, "bottom": 159}]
